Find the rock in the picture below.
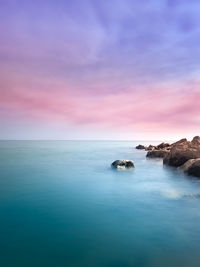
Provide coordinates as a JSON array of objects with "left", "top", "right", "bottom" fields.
[
  {"left": 157, "top": 142, "right": 171, "bottom": 149},
  {"left": 163, "top": 136, "right": 200, "bottom": 167},
  {"left": 111, "top": 160, "right": 135, "bottom": 169},
  {"left": 135, "top": 144, "right": 146, "bottom": 150},
  {"left": 172, "top": 138, "right": 187, "bottom": 146},
  {"left": 191, "top": 136, "right": 200, "bottom": 145},
  {"left": 145, "top": 145, "right": 156, "bottom": 151},
  {"left": 146, "top": 149, "right": 170, "bottom": 158},
  {"left": 141, "top": 142, "right": 172, "bottom": 151},
  {"left": 145, "top": 143, "right": 171, "bottom": 151},
  {"left": 186, "top": 159, "right": 200, "bottom": 178},
  {"left": 178, "top": 159, "right": 198, "bottom": 172}
]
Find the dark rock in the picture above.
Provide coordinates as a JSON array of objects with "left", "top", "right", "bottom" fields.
[
  {"left": 186, "top": 159, "right": 200, "bottom": 178},
  {"left": 192, "top": 136, "right": 200, "bottom": 145},
  {"left": 111, "top": 160, "right": 135, "bottom": 169},
  {"left": 145, "top": 145, "right": 156, "bottom": 151},
  {"left": 135, "top": 144, "right": 146, "bottom": 150},
  {"left": 144, "top": 143, "right": 171, "bottom": 151},
  {"left": 146, "top": 149, "right": 170, "bottom": 158},
  {"left": 157, "top": 142, "right": 171, "bottom": 149},
  {"left": 178, "top": 159, "right": 197, "bottom": 172},
  {"left": 172, "top": 138, "right": 187, "bottom": 146},
  {"left": 163, "top": 136, "right": 200, "bottom": 167}
]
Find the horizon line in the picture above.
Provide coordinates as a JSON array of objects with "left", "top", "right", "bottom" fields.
[{"left": 0, "top": 139, "right": 174, "bottom": 142}]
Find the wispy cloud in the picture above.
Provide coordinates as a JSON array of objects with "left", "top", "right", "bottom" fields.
[{"left": 0, "top": 0, "right": 200, "bottom": 138}]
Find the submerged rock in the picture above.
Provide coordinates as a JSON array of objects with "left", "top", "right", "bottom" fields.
[
  {"left": 163, "top": 136, "right": 200, "bottom": 167},
  {"left": 135, "top": 144, "right": 146, "bottom": 150},
  {"left": 111, "top": 160, "right": 135, "bottom": 169},
  {"left": 146, "top": 149, "right": 169, "bottom": 158}
]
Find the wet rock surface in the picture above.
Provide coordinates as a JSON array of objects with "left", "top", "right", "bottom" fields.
[{"left": 111, "top": 160, "right": 135, "bottom": 169}]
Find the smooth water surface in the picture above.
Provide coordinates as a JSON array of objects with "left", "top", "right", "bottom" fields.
[{"left": 1, "top": 141, "right": 200, "bottom": 267}]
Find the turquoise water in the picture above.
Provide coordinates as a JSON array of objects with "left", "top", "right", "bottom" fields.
[{"left": 1, "top": 141, "right": 200, "bottom": 267}]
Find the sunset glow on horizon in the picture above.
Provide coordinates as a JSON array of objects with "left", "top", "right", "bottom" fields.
[{"left": 1, "top": 0, "right": 200, "bottom": 140}]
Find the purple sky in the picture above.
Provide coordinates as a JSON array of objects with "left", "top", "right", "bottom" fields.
[{"left": 0, "top": 0, "right": 200, "bottom": 140}]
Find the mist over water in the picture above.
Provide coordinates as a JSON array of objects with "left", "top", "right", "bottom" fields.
[{"left": 1, "top": 141, "right": 200, "bottom": 267}]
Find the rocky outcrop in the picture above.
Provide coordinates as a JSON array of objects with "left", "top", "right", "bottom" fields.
[
  {"left": 146, "top": 149, "right": 170, "bottom": 158},
  {"left": 163, "top": 136, "right": 200, "bottom": 167},
  {"left": 136, "top": 144, "right": 146, "bottom": 150},
  {"left": 135, "top": 142, "right": 171, "bottom": 152},
  {"left": 111, "top": 160, "right": 135, "bottom": 169},
  {"left": 135, "top": 136, "right": 200, "bottom": 177}
]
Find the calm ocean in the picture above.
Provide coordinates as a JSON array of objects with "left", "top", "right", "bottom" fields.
[{"left": 1, "top": 141, "right": 200, "bottom": 267}]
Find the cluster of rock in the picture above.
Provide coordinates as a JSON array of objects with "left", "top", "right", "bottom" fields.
[
  {"left": 136, "top": 136, "right": 200, "bottom": 178},
  {"left": 136, "top": 142, "right": 171, "bottom": 158}
]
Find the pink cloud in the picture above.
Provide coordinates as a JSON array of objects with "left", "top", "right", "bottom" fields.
[{"left": 1, "top": 69, "right": 200, "bottom": 136}]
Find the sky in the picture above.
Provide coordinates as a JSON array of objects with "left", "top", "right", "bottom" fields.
[{"left": 0, "top": 0, "right": 200, "bottom": 140}]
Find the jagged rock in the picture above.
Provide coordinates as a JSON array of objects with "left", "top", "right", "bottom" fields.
[
  {"left": 172, "top": 138, "right": 187, "bottom": 146},
  {"left": 111, "top": 160, "right": 135, "bottom": 169},
  {"left": 163, "top": 136, "right": 200, "bottom": 167},
  {"left": 146, "top": 149, "right": 170, "bottom": 158},
  {"left": 157, "top": 142, "right": 171, "bottom": 149},
  {"left": 135, "top": 144, "right": 146, "bottom": 150},
  {"left": 145, "top": 143, "right": 171, "bottom": 151},
  {"left": 145, "top": 145, "right": 156, "bottom": 151},
  {"left": 191, "top": 136, "right": 200, "bottom": 145},
  {"left": 136, "top": 142, "right": 172, "bottom": 152}
]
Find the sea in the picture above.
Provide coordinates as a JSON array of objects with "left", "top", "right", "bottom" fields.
[{"left": 1, "top": 140, "right": 200, "bottom": 267}]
